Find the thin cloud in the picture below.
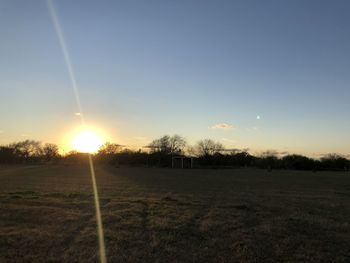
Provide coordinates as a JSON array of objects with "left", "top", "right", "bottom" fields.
[
  {"left": 260, "top": 150, "right": 289, "bottom": 156},
  {"left": 210, "top": 123, "right": 234, "bottom": 130}
]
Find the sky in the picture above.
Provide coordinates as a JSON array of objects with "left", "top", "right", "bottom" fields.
[{"left": 0, "top": 0, "right": 350, "bottom": 157}]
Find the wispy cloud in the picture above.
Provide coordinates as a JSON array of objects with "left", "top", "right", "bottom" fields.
[
  {"left": 210, "top": 123, "right": 234, "bottom": 130},
  {"left": 260, "top": 150, "right": 289, "bottom": 156},
  {"left": 21, "top": 133, "right": 30, "bottom": 137},
  {"left": 74, "top": 112, "right": 81, "bottom": 116}
]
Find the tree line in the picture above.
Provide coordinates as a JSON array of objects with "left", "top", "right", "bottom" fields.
[{"left": 0, "top": 136, "right": 349, "bottom": 171}]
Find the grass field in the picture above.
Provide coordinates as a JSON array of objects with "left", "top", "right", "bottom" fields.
[{"left": 0, "top": 165, "right": 350, "bottom": 262}]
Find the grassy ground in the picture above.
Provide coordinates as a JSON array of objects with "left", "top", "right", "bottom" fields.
[{"left": 0, "top": 165, "right": 350, "bottom": 262}]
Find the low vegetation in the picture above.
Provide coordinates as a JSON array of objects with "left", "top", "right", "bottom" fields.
[{"left": 1, "top": 136, "right": 349, "bottom": 171}]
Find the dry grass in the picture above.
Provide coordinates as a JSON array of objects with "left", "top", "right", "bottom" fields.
[{"left": 0, "top": 165, "right": 350, "bottom": 262}]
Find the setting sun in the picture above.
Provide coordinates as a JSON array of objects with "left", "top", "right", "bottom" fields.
[{"left": 72, "top": 130, "right": 103, "bottom": 153}]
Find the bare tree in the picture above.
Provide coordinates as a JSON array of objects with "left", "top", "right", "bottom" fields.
[
  {"left": 169, "top": 135, "right": 186, "bottom": 155},
  {"left": 148, "top": 135, "right": 186, "bottom": 155},
  {"left": 98, "top": 142, "right": 122, "bottom": 155},
  {"left": 42, "top": 143, "right": 59, "bottom": 161},
  {"left": 195, "top": 139, "right": 223, "bottom": 157},
  {"left": 10, "top": 140, "right": 43, "bottom": 161}
]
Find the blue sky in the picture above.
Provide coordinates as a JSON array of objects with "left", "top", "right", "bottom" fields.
[{"left": 1, "top": 0, "right": 350, "bottom": 156}]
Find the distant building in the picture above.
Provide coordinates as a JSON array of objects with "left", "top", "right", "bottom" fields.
[{"left": 172, "top": 155, "right": 194, "bottom": 168}]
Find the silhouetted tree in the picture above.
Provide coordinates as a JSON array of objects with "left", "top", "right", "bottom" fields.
[
  {"left": 281, "top": 154, "right": 316, "bottom": 170},
  {"left": 195, "top": 139, "right": 223, "bottom": 157},
  {"left": 194, "top": 139, "right": 224, "bottom": 166},
  {"left": 98, "top": 142, "right": 122, "bottom": 155},
  {"left": 96, "top": 142, "right": 123, "bottom": 164},
  {"left": 320, "top": 154, "right": 350, "bottom": 170},
  {"left": 169, "top": 135, "right": 187, "bottom": 155},
  {"left": 0, "top": 146, "right": 16, "bottom": 163},
  {"left": 148, "top": 135, "right": 186, "bottom": 155},
  {"left": 42, "top": 143, "right": 60, "bottom": 162},
  {"left": 230, "top": 151, "right": 256, "bottom": 167},
  {"left": 10, "top": 140, "right": 43, "bottom": 163},
  {"left": 0, "top": 139, "right": 349, "bottom": 171},
  {"left": 115, "top": 149, "right": 149, "bottom": 166},
  {"left": 148, "top": 135, "right": 171, "bottom": 154},
  {"left": 64, "top": 150, "right": 89, "bottom": 164},
  {"left": 146, "top": 135, "right": 187, "bottom": 167},
  {"left": 256, "top": 151, "right": 280, "bottom": 170}
]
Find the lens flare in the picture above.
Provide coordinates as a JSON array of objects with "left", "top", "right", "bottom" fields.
[{"left": 47, "top": 1, "right": 107, "bottom": 262}]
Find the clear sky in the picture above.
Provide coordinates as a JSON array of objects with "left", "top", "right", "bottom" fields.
[{"left": 1, "top": 0, "right": 350, "bottom": 157}]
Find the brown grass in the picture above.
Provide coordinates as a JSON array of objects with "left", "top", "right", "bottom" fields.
[{"left": 0, "top": 165, "right": 349, "bottom": 262}]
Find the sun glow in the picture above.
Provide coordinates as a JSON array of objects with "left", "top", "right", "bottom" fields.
[{"left": 72, "top": 130, "right": 103, "bottom": 153}]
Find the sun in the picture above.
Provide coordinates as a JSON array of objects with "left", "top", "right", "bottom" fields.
[{"left": 72, "top": 130, "right": 103, "bottom": 153}]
